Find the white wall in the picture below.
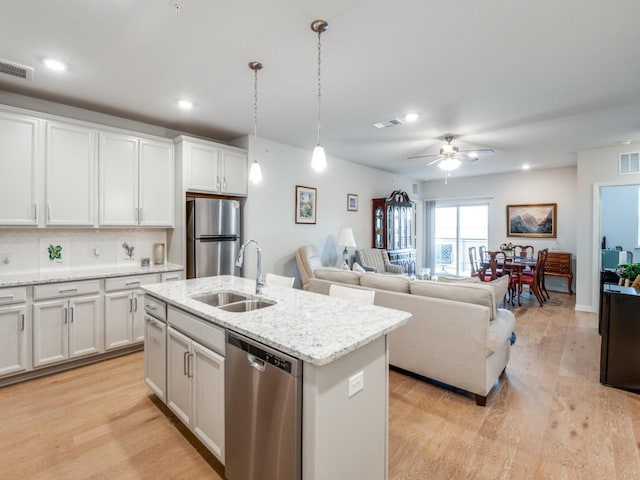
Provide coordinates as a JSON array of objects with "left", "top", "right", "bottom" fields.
[
  {"left": 577, "top": 143, "right": 640, "bottom": 312},
  {"left": 421, "top": 166, "right": 578, "bottom": 291},
  {"left": 236, "top": 136, "right": 420, "bottom": 288}
]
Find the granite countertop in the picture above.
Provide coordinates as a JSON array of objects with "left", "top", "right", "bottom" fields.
[
  {"left": 142, "top": 275, "right": 411, "bottom": 367},
  {"left": 0, "top": 263, "right": 183, "bottom": 288}
]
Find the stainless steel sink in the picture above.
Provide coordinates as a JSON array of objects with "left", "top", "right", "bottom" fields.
[
  {"left": 218, "top": 299, "right": 276, "bottom": 313},
  {"left": 192, "top": 291, "right": 250, "bottom": 307}
]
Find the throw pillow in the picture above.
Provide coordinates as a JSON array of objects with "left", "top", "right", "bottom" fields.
[{"left": 352, "top": 262, "right": 366, "bottom": 273}]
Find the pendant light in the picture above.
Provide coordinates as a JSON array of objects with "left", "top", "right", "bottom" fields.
[
  {"left": 311, "top": 19, "right": 328, "bottom": 172},
  {"left": 248, "top": 61, "right": 263, "bottom": 184}
]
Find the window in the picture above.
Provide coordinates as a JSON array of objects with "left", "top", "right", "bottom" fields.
[{"left": 432, "top": 203, "right": 489, "bottom": 276}]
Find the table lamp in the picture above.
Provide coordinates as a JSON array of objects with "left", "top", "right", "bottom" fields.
[{"left": 337, "top": 227, "right": 357, "bottom": 268}]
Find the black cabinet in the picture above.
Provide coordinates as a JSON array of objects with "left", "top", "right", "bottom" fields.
[
  {"left": 600, "top": 286, "right": 640, "bottom": 392},
  {"left": 372, "top": 190, "right": 416, "bottom": 276}
]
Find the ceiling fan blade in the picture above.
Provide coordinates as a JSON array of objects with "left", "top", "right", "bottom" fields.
[
  {"left": 426, "top": 157, "right": 443, "bottom": 166},
  {"left": 458, "top": 148, "right": 495, "bottom": 158},
  {"left": 407, "top": 152, "right": 440, "bottom": 160},
  {"left": 456, "top": 153, "right": 480, "bottom": 163}
]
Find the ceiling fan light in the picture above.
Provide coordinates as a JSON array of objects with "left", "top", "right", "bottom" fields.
[
  {"left": 311, "top": 144, "right": 327, "bottom": 171},
  {"left": 438, "top": 158, "right": 461, "bottom": 171}
]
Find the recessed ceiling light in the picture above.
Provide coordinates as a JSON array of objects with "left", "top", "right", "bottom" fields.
[
  {"left": 404, "top": 113, "right": 419, "bottom": 123},
  {"left": 522, "top": 164, "right": 531, "bottom": 170},
  {"left": 43, "top": 58, "right": 67, "bottom": 72},
  {"left": 177, "top": 99, "right": 193, "bottom": 110}
]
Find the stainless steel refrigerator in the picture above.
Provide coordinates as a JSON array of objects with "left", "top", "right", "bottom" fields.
[{"left": 186, "top": 198, "right": 241, "bottom": 278}]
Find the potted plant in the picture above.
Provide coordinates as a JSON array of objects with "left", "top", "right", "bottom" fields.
[{"left": 616, "top": 263, "right": 640, "bottom": 286}]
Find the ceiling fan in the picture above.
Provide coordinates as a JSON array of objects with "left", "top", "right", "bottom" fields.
[{"left": 408, "top": 135, "right": 495, "bottom": 171}]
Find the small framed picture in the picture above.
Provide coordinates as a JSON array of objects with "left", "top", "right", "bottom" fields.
[
  {"left": 347, "top": 193, "right": 358, "bottom": 212},
  {"left": 295, "top": 185, "right": 317, "bottom": 224}
]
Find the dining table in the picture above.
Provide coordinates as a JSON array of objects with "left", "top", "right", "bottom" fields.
[{"left": 480, "top": 256, "right": 538, "bottom": 306}]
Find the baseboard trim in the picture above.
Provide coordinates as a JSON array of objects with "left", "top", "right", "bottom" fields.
[{"left": 575, "top": 304, "right": 596, "bottom": 313}]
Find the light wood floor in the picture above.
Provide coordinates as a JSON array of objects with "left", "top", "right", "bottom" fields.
[{"left": 1, "top": 292, "right": 639, "bottom": 479}]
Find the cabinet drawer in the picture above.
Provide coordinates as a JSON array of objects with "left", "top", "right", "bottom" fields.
[
  {"left": 168, "top": 305, "right": 225, "bottom": 356},
  {"left": 34, "top": 280, "right": 100, "bottom": 300},
  {"left": 0, "top": 286, "right": 27, "bottom": 305},
  {"left": 161, "top": 271, "right": 183, "bottom": 282},
  {"left": 105, "top": 273, "right": 161, "bottom": 292},
  {"left": 144, "top": 295, "right": 167, "bottom": 322}
]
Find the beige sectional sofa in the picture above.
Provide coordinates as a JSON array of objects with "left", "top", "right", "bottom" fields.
[{"left": 308, "top": 268, "right": 516, "bottom": 405}]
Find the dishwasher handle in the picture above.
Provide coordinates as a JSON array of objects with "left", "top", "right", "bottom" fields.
[
  {"left": 247, "top": 353, "right": 266, "bottom": 372},
  {"left": 227, "top": 332, "right": 300, "bottom": 376}
]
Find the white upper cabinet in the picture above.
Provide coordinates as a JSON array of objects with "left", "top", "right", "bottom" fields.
[
  {"left": 139, "top": 139, "right": 174, "bottom": 226},
  {"left": 99, "top": 132, "right": 139, "bottom": 226},
  {"left": 99, "top": 132, "right": 174, "bottom": 227},
  {"left": 46, "top": 121, "right": 96, "bottom": 226},
  {"left": 186, "top": 141, "right": 221, "bottom": 193},
  {"left": 180, "top": 136, "right": 247, "bottom": 196},
  {"left": 220, "top": 149, "right": 248, "bottom": 196},
  {"left": 0, "top": 111, "right": 39, "bottom": 226}
]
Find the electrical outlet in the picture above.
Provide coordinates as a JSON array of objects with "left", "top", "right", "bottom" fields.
[
  {"left": 1, "top": 254, "right": 10, "bottom": 266},
  {"left": 348, "top": 371, "right": 364, "bottom": 398},
  {"left": 94, "top": 247, "right": 100, "bottom": 257}
]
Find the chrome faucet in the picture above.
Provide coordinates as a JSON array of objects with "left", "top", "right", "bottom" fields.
[{"left": 236, "top": 240, "right": 264, "bottom": 294}]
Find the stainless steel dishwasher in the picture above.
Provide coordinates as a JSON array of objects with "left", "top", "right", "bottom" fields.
[{"left": 225, "top": 331, "right": 302, "bottom": 480}]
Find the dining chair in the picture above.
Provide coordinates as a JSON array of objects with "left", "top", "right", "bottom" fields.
[
  {"left": 478, "top": 246, "right": 488, "bottom": 263},
  {"left": 519, "top": 249, "right": 548, "bottom": 307},
  {"left": 514, "top": 245, "right": 535, "bottom": 259},
  {"left": 468, "top": 246, "right": 480, "bottom": 277},
  {"left": 329, "top": 284, "right": 375, "bottom": 305},
  {"left": 265, "top": 272, "right": 295, "bottom": 288}
]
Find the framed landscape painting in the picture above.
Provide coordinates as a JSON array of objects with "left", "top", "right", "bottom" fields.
[
  {"left": 506, "top": 203, "right": 557, "bottom": 238},
  {"left": 295, "top": 185, "right": 317, "bottom": 224}
]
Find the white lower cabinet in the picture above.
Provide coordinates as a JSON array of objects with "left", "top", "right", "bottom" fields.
[
  {"left": 144, "top": 313, "right": 166, "bottom": 400},
  {"left": 104, "top": 274, "right": 160, "bottom": 350},
  {"left": 167, "top": 321, "right": 225, "bottom": 463},
  {"left": 104, "top": 290, "right": 145, "bottom": 349},
  {"left": 33, "top": 295, "right": 101, "bottom": 368},
  {"left": 0, "top": 304, "right": 27, "bottom": 377}
]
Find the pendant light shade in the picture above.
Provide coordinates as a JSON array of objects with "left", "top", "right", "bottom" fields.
[
  {"left": 311, "top": 144, "right": 326, "bottom": 172},
  {"left": 249, "top": 61, "right": 263, "bottom": 184},
  {"left": 311, "top": 19, "right": 328, "bottom": 172}
]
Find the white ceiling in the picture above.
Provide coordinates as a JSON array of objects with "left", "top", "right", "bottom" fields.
[{"left": 2, "top": 0, "right": 640, "bottom": 180}]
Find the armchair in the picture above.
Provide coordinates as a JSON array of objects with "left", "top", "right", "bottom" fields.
[
  {"left": 355, "top": 248, "right": 405, "bottom": 274},
  {"left": 295, "top": 244, "right": 323, "bottom": 290}
]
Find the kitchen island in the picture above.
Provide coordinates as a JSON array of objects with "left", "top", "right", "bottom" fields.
[{"left": 142, "top": 275, "right": 411, "bottom": 480}]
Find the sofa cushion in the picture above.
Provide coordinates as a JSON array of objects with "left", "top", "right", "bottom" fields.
[
  {"left": 314, "top": 267, "right": 361, "bottom": 285},
  {"left": 360, "top": 272, "right": 410, "bottom": 293},
  {"left": 410, "top": 278, "right": 498, "bottom": 319},
  {"left": 486, "top": 308, "right": 516, "bottom": 354},
  {"left": 487, "top": 276, "right": 509, "bottom": 306},
  {"left": 437, "top": 275, "right": 482, "bottom": 284}
]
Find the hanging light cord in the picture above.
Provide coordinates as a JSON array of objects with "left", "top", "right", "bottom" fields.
[
  {"left": 316, "top": 28, "right": 322, "bottom": 144},
  {"left": 253, "top": 67, "right": 259, "bottom": 138}
]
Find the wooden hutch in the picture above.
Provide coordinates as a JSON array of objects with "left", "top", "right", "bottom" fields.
[{"left": 372, "top": 190, "right": 416, "bottom": 276}]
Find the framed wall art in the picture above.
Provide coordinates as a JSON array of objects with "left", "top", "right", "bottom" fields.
[
  {"left": 506, "top": 203, "right": 557, "bottom": 238},
  {"left": 347, "top": 193, "right": 358, "bottom": 211},
  {"left": 295, "top": 185, "right": 317, "bottom": 224}
]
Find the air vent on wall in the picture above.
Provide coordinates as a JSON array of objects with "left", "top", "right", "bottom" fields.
[
  {"left": 0, "top": 59, "right": 34, "bottom": 81},
  {"left": 619, "top": 152, "right": 640, "bottom": 175}
]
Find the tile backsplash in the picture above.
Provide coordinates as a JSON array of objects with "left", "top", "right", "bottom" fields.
[{"left": 0, "top": 228, "right": 168, "bottom": 274}]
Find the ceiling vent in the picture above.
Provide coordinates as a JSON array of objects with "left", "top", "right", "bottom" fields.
[
  {"left": 619, "top": 152, "right": 640, "bottom": 175},
  {"left": 372, "top": 118, "right": 404, "bottom": 129},
  {"left": 0, "top": 59, "right": 34, "bottom": 81}
]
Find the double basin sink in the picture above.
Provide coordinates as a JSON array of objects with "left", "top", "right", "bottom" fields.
[{"left": 192, "top": 291, "right": 275, "bottom": 313}]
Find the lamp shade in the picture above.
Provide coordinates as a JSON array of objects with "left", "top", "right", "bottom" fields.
[
  {"left": 311, "top": 144, "right": 327, "bottom": 172},
  {"left": 249, "top": 159, "right": 262, "bottom": 183},
  {"left": 337, "top": 227, "right": 356, "bottom": 248},
  {"left": 438, "top": 157, "right": 462, "bottom": 171}
]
